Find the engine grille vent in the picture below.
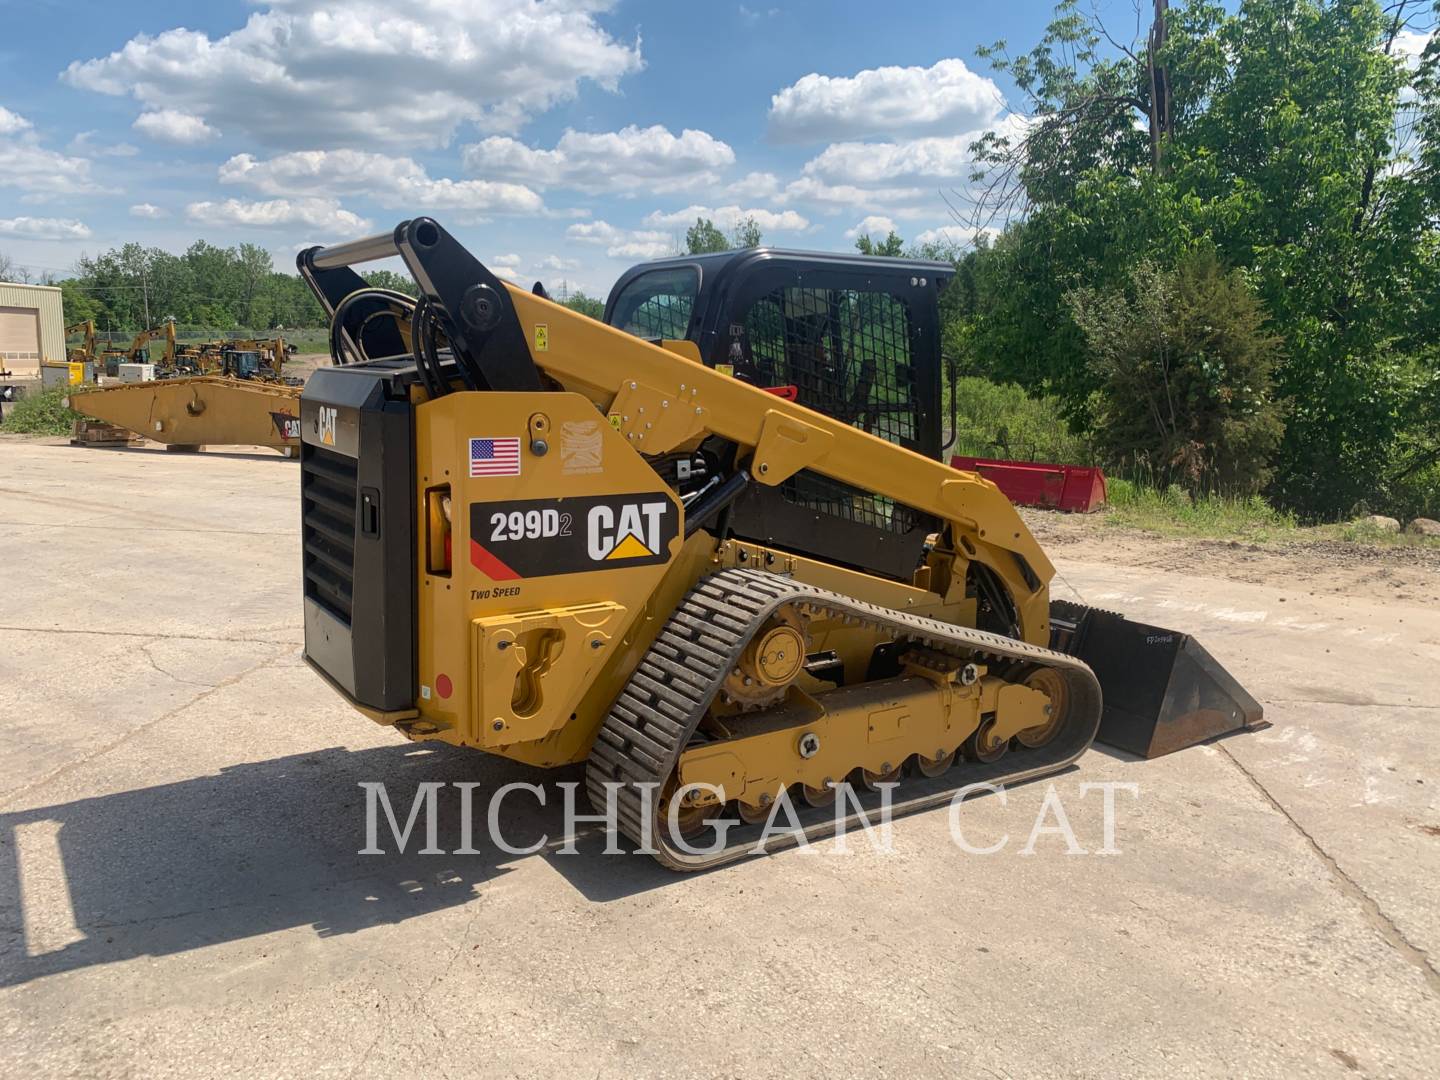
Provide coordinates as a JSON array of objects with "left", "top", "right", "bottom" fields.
[{"left": 301, "top": 446, "right": 357, "bottom": 625}]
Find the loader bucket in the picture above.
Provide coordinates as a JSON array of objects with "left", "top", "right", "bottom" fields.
[{"left": 1049, "top": 599, "right": 1265, "bottom": 758}]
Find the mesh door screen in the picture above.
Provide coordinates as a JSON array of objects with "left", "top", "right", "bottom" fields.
[
  {"left": 610, "top": 267, "right": 697, "bottom": 340},
  {"left": 741, "top": 286, "right": 925, "bottom": 535},
  {"left": 742, "top": 287, "right": 918, "bottom": 447}
]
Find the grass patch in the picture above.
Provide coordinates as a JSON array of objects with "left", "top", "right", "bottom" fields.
[
  {"left": 1312, "top": 520, "right": 1440, "bottom": 548},
  {"left": 948, "top": 377, "right": 1092, "bottom": 463},
  {"left": 1103, "top": 479, "right": 1297, "bottom": 541},
  {"left": 0, "top": 385, "right": 83, "bottom": 436}
]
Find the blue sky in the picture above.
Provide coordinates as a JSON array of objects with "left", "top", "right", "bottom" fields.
[{"left": 0, "top": 0, "right": 1084, "bottom": 295}]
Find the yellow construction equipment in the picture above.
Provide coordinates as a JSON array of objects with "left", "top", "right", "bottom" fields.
[
  {"left": 295, "top": 218, "right": 1262, "bottom": 869},
  {"left": 97, "top": 319, "right": 178, "bottom": 376},
  {"left": 66, "top": 320, "right": 99, "bottom": 365},
  {"left": 65, "top": 375, "right": 301, "bottom": 454},
  {"left": 179, "top": 336, "right": 294, "bottom": 379}
]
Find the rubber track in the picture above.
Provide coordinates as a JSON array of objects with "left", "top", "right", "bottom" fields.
[{"left": 585, "top": 567, "right": 1103, "bottom": 870}]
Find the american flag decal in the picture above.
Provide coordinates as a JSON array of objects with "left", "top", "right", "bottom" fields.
[{"left": 469, "top": 436, "right": 521, "bottom": 477}]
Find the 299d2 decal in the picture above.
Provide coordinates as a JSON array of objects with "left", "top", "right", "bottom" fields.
[{"left": 468, "top": 493, "right": 678, "bottom": 580}]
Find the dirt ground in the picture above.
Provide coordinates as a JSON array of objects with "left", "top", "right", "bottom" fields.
[
  {"left": 1021, "top": 506, "right": 1440, "bottom": 607},
  {"left": 283, "top": 352, "right": 331, "bottom": 381}
]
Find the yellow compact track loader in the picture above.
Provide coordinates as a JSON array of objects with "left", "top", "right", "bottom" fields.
[{"left": 297, "top": 219, "right": 1262, "bottom": 869}]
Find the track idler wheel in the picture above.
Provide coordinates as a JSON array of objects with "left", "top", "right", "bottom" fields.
[
  {"left": 1015, "top": 667, "right": 1067, "bottom": 749},
  {"left": 664, "top": 780, "right": 724, "bottom": 838},
  {"left": 858, "top": 761, "right": 903, "bottom": 790},
  {"left": 737, "top": 793, "right": 777, "bottom": 825},
  {"left": 913, "top": 749, "right": 957, "bottom": 778},
  {"left": 802, "top": 781, "right": 836, "bottom": 807},
  {"left": 963, "top": 714, "right": 1009, "bottom": 764}
]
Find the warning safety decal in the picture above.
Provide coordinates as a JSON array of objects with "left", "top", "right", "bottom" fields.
[{"left": 468, "top": 493, "right": 678, "bottom": 579}]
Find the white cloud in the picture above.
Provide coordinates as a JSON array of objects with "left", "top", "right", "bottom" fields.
[
  {"left": 803, "top": 112, "right": 1030, "bottom": 187},
  {"left": 130, "top": 203, "right": 169, "bottom": 219},
  {"left": 642, "top": 204, "right": 809, "bottom": 232},
  {"left": 0, "top": 123, "right": 111, "bottom": 198},
  {"left": 133, "top": 108, "right": 218, "bottom": 144},
  {"left": 464, "top": 125, "right": 733, "bottom": 194},
  {"left": 64, "top": 0, "right": 643, "bottom": 149},
  {"left": 186, "top": 197, "right": 371, "bottom": 234},
  {"left": 607, "top": 234, "right": 674, "bottom": 260},
  {"left": 805, "top": 135, "right": 972, "bottom": 185},
  {"left": 1394, "top": 28, "right": 1433, "bottom": 69},
  {"left": 844, "top": 215, "right": 898, "bottom": 240},
  {"left": 912, "top": 224, "right": 999, "bottom": 250},
  {"left": 0, "top": 217, "right": 92, "bottom": 240},
  {"left": 491, "top": 264, "right": 521, "bottom": 281},
  {"left": 769, "top": 58, "right": 1003, "bottom": 142},
  {"left": 539, "top": 254, "right": 581, "bottom": 272},
  {"left": 739, "top": 5, "right": 780, "bottom": 25},
  {"left": 0, "top": 107, "right": 32, "bottom": 135},
  {"left": 492, "top": 253, "right": 521, "bottom": 265},
  {"left": 219, "top": 149, "right": 544, "bottom": 214},
  {"left": 912, "top": 226, "right": 960, "bottom": 248},
  {"left": 68, "top": 131, "right": 139, "bottom": 157},
  {"left": 566, "top": 220, "right": 625, "bottom": 245},
  {"left": 723, "top": 171, "right": 781, "bottom": 200},
  {"left": 782, "top": 176, "right": 928, "bottom": 214},
  {"left": 565, "top": 220, "right": 673, "bottom": 260}
]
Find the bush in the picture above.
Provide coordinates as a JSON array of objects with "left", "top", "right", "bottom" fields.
[
  {"left": 1066, "top": 251, "right": 1285, "bottom": 496},
  {"left": 0, "top": 385, "right": 83, "bottom": 435},
  {"left": 947, "top": 376, "right": 1092, "bottom": 463}
]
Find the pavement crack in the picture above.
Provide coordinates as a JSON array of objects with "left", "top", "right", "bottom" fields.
[
  {"left": 0, "top": 624, "right": 297, "bottom": 645},
  {"left": 1219, "top": 744, "right": 1440, "bottom": 998},
  {"left": 1266, "top": 697, "right": 1440, "bottom": 710},
  {"left": 138, "top": 640, "right": 216, "bottom": 689},
  {"left": 0, "top": 643, "right": 295, "bottom": 811}
]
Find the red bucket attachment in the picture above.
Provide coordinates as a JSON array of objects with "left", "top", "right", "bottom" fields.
[
  {"left": 950, "top": 456, "right": 1107, "bottom": 512},
  {"left": 1049, "top": 600, "right": 1266, "bottom": 758}
]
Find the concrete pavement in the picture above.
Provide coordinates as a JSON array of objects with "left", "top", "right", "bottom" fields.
[{"left": 1, "top": 436, "right": 1437, "bottom": 1078}]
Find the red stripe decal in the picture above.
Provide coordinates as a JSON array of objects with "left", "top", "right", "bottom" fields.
[{"left": 469, "top": 539, "right": 521, "bottom": 580}]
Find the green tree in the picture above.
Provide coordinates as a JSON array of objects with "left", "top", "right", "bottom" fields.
[
  {"left": 855, "top": 231, "right": 906, "bottom": 257},
  {"left": 730, "top": 216, "right": 763, "bottom": 249},
  {"left": 58, "top": 279, "right": 100, "bottom": 324},
  {"left": 1066, "top": 251, "right": 1284, "bottom": 494},
  {"left": 686, "top": 217, "right": 729, "bottom": 254},
  {"left": 563, "top": 291, "right": 605, "bottom": 319},
  {"left": 964, "top": 0, "right": 1440, "bottom": 518},
  {"left": 364, "top": 269, "right": 419, "bottom": 297},
  {"left": 686, "top": 216, "right": 765, "bottom": 254}
]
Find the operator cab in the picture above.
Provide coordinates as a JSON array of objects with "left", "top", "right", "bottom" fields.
[
  {"left": 223, "top": 350, "right": 263, "bottom": 380},
  {"left": 605, "top": 248, "right": 952, "bottom": 580}
]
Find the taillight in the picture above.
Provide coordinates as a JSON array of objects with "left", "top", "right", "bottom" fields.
[{"left": 426, "top": 486, "right": 452, "bottom": 575}]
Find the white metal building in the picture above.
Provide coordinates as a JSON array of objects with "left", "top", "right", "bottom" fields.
[{"left": 0, "top": 282, "right": 66, "bottom": 379}]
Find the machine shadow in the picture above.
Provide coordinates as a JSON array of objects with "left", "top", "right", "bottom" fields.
[{"left": 0, "top": 742, "right": 679, "bottom": 988}]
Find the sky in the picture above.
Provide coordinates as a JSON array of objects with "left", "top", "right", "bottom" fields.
[{"left": 0, "top": 0, "right": 1094, "bottom": 297}]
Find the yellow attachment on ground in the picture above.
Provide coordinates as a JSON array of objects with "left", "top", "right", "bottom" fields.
[{"left": 65, "top": 376, "right": 302, "bottom": 453}]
